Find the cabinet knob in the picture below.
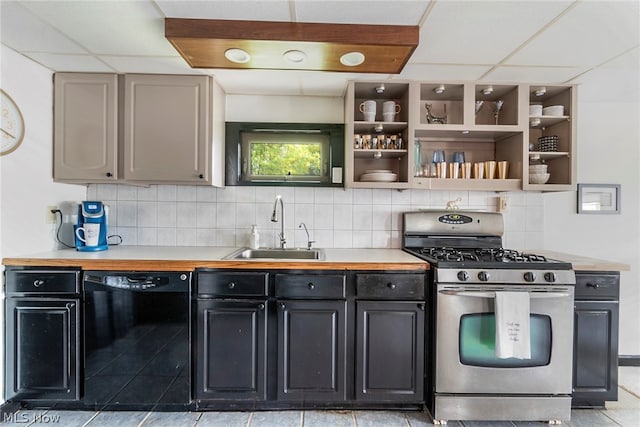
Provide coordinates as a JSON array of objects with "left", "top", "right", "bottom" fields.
[
  {"left": 258, "top": 303, "right": 265, "bottom": 311},
  {"left": 33, "top": 280, "right": 45, "bottom": 287},
  {"left": 227, "top": 282, "right": 236, "bottom": 289},
  {"left": 308, "top": 282, "right": 315, "bottom": 290},
  {"left": 199, "top": 174, "right": 204, "bottom": 179},
  {"left": 66, "top": 303, "right": 75, "bottom": 309},
  {"left": 387, "top": 283, "right": 396, "bottom": 290},
  {"left": 280, "top": 303, "right": 286, "bottom": 310},
  {"left": 417, "top": 303, "right": 425, "bottom": 310},
  {"left": 106, "top": 172, "right": 113, "bottom": 177}
]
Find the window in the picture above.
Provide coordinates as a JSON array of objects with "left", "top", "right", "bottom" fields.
[
  {"left": 225, "top": 122, "right": 344, "bottom": 187},
  {"left": 241, "top": 132, "right": 329, "bottom": 182}
]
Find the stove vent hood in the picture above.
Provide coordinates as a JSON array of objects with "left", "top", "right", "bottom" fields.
[{"left": 165, "top": 18, "right": 419, "bottom": 74}]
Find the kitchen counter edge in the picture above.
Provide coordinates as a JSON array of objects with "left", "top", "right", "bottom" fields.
[{"left": 1, "top": 246, "right": 429, "bottom": 272}]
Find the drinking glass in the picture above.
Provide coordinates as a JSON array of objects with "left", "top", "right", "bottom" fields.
[{"left": 452, "top": 152, "right": 465, "bottom": 164}]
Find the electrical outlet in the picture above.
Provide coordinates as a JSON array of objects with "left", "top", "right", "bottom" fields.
[{"left": 46, "top": 206, "right": 58, "bottom": 224}]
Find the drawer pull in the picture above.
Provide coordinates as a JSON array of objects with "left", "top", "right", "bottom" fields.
[
  {"left": 33, "top": 280, "right": 45, "bottom": 287},
  {"left": 586, "top": 283, "right": 601, "bottom": 288},
  {"left": 417, "top": 303, "right": 425, "bottom": 310},
  {"left": 308, "top": 282, "right": 315, "bottom": 290},
  {"left": 387, "top": 283, "right": 396, "bottom": 290},
  {"left": 227, "top": 282, "right": 236, "bottom": 289}
]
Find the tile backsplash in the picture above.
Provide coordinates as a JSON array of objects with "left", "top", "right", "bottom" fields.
[{"left": 87, "top": 184, "right": 544, "bottom": 250}]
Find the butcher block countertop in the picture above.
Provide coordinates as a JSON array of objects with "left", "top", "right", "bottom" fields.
[
  {"left": 535, "top": 250, "right": 630, "bottom": 272},
  {"left": 2, "top": 246, "right": 428, "bottom": 271}
]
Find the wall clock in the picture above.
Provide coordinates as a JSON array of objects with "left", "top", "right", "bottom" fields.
[{"left": 1, "top": 89, "right": 25, "bottom": 156}]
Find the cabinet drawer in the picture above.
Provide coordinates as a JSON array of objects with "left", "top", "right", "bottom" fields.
[
  {"left": 356, "top": 274, "right": 425, "bottom": 299},
  {"left": 575, "top": 273, "right": 619, "bottom": 300},
  {"left": 275, "top": 274, "right": 346, "bottom": 299},
  {"left": 4, "top": 269, "right": 80, "bottom": 294},
  {"left": 197, "top": 272, "right": 268, "bottom": 297}
]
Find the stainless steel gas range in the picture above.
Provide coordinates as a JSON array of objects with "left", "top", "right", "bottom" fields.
[{"left": 403, "top": 210, "right": 576, "bottom": 425}]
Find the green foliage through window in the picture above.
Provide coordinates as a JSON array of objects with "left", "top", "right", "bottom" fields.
[{"left": 250, "top": 142, "right": 322, "bottom": 176}]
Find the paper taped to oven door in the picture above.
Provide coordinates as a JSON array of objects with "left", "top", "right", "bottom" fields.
[{"left": 495, "top": 291, "right": 531, "bottom": 359}]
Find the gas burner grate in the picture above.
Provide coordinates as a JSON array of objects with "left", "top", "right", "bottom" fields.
[{"left": 415, "top": 247, "right": 549, "bottom": 264}]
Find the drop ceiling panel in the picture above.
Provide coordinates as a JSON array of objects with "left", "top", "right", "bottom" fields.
[
  {"left": 211, "top": 69, "right": 307, "bottom": 95},
  {"left": 399, "top": 64, "right": 491, "bottom": 82},
  {"left": 19, "top": 0, "right": 176, "bottom": 56},
  {"left": 25, "top": 53, "right": 114, "bottom": 72},
  {"left": 0, "top": 1, "right": 87, "bottom": 54},
  {"left": 414, "top": 0, "right": 573, "bottom": 64},
  {"left": 100, "top": 56, "right": 201, "bottom": 75},
  {"left": 484, "top": 66, "right": 583, "bottom": 83},
  {"left": 156, "top": 0, "right": 292, "bottom": 21},
  {"left": 294, "top": 0, "right": 430, "bottom": 25},
  {"left": 506, "top": 1, "right": 640, "bottom": 67}
]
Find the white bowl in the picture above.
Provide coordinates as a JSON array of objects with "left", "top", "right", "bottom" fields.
[
  {"left": 542, "top": 105, "right": 564, "bottom": 116},
  {"left": 529, "top": 173, "right": 550, "bottom": 184},
  {"left": 529, "top": 104, "right": 543, "bottom": 116},
  {"left": 529, "top": 165, "right": 548, "bottom": 172}
]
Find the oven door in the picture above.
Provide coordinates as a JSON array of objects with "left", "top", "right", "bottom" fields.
[{"left": 436, "top": 283, "right": 574, "bottom": 395}]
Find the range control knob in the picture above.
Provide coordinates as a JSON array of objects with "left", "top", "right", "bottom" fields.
[
  {"left": 523, "top": 272, "right": 537, "bottom": 282},
  {"left": 457, "top": 271, "right": 470, "bottom": 282},
  {"left": 544, "top": 272, "right": 557, "bottom": 283},
  {"left": 477, "top": 271, "right": 490, "bottom": 282}
]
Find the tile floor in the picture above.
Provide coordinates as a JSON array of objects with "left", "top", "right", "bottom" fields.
[{"left": 2, "top": 367, "right": 638, "bottom": 427}]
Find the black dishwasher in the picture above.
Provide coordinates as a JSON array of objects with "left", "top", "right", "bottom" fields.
[{"left": 83, "top": 271, "right": 191, "bottom": 410}]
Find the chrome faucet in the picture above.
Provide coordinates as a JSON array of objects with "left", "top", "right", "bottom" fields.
[
  {"left": 298, "top": 222, "right": 315, "bottom": 250},
  {"left": 271, "top": 195, "right": 286, "bottom": 248}
]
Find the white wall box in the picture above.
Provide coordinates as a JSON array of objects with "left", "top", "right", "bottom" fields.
[
  {"left": 53, "top": 73, "right": 225, "bottom": 186},
  {"left": 344, "top": 81, "right": 576, "bottom": 192}
]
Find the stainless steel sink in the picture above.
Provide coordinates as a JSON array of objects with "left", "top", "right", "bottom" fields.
[{"left": 223, "top": 247, "right": 325, "bottom": 260}]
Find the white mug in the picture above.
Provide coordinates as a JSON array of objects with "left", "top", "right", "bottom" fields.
[
  {"left": 76, "top": 223, "right": 100, "bottom": 247},
  {"left": 383, "top": 101, "right": 401, "bottom": 113},
  {"left": 383, "top": 112, "right": 396, "bottom": 122},
  {"left": 359, "top": 100, "right": 376, "bottom": 113},
  {"left": 363, "top": 111, "right": 376, "bottom": 122}
]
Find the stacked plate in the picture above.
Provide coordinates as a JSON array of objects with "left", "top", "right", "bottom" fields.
[
  {"left": 359, "top": 169, "right": 398, "bottom": 182},
  {"left": 538, "top": 135, "right": 558, "bottom": 152}
]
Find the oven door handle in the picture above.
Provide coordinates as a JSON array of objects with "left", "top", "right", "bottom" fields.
[{"left": 439, "top": 290, "right": 571, "bottom": 299}]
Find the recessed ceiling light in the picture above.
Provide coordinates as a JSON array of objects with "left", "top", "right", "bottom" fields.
[
  {"left": 482, "top": 85, "right": 494, "bottom": 95},
  {"left": 283, "top": 50, "right": 306, "bottom": 63},
  {"left": 534, "top": 86, "right": 547, "bottom": 97},
  {"left": 224, "top": 48, "right": 250, "bottom": 64},
  {"left": 433, "top": 84, "right": 445, "bottom": 94},
  {"left": 340, "top": 51, "right": 365, "bottom": 67}
]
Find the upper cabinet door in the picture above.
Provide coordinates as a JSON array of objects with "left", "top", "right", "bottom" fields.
[
  {"left": 123, "top": 74, "right": 210, "bottom": 183},
  {"left": 53, "top": 73, "right": 118, "bottom": 182}
]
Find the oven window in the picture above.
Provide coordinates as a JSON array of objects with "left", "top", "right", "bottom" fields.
[{"left": 459, "top": 313, "right": 552, "bottom": 368}]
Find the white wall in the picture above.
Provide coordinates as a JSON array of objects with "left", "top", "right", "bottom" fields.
[
  {"left": 544, "top": 87, "right": 640, "bottom": 355},
  {"left": 0, "top": 46, "right": 86, "bottom": 257},
  {"left": 0, "top": 46, "right": 87, "bottom": 403}
]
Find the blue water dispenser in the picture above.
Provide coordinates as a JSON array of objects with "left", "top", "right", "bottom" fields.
[{"left": 74, "top": 201, "right": 108, "bottom": 251}]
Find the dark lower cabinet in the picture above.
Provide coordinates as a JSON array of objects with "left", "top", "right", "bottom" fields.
[
  {"left": 4, "top": 268, "right": 81, "bottom": 402},
  {"left": 277, "top": 300, "right": 347, "bottom": 402},
  {"left": 195, "top": 299, "right": 268, "bottom": 400},
  {"left": 572, "top": 271, "right": 620, "bottom": 408},
  {"left": 356, "top": 301, "right": 425, "bottom": 402}
]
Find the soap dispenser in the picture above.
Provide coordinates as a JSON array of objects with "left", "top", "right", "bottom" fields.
[{"left": 249, "top": 224, "right": 260, "bottom": 249}]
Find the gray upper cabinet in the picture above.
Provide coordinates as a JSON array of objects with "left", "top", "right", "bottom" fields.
[
  {"left": 53, "top": 73, "right": 226, "bottom": 186},
  {"left": 53, "top": 73, "right": 118, "bottom": 182}
]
